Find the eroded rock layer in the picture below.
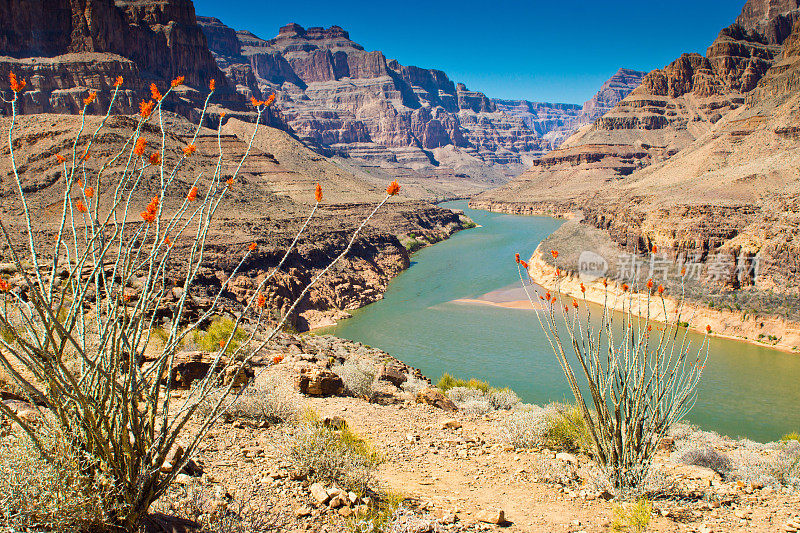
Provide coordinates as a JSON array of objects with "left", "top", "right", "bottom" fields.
[
  {"left": 472, "top": 0, "right": 800, "bottom": 303},
  {"left": 197, "top": 18, "right": 643, "bottom": 183}
]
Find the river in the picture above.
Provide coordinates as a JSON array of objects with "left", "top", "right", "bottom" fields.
[{"left": 322, "top": 201, "right": 800, "bottom": 442}]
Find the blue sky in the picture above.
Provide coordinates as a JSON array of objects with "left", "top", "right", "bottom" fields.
[{"left": 193, "top": 0, "right": 745, "bottom": 104}]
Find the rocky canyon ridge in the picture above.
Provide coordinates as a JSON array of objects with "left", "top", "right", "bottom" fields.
[
  {"left": 472, "top": 0, "right": 800, "bottom": 343},
  {"left": 196, "top": 17, "right": 644, "bottom": 191}
]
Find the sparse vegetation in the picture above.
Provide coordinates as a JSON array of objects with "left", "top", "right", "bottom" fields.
[
  {"left": 346, "top": 491, "right": 404, "bottom": 533},
  {"left": 199, "top": 375, "right": 299, "bottom": 424},
  {"left": 781, "top": 432, "right": 800, "bottom": 444},
  {"left": 611, "top": 498, "right": 652, "bottom": 533},
  {"left": 193, "top": 316, "right": 249, "bottom": 355},
  {"left": 679, "top": 446, "right": 732, "bottom": 477},
  {"left": 437, "top": 373, "right": 490, "bottom": 393},
  {"left": 334, "top": 360, "right": 377, "bottom": 399},
  {"left": 0, "top": 430, "right": 114, "bottom": 532},
  {"left": 541, "top": 403, "right": 593, "bottom": 454},
  {"left": 288, "top": 410, "right": 383, "bottom": 494}
]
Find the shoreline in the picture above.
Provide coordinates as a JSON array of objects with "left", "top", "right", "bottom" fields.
[{"left": 526, "top": 247, "right": 800, "bottom": 355}]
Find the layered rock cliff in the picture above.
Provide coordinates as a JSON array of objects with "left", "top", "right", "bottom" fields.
[
  {"left": 197, "top": 18, "right": 642, "bottom": 187},
  {"left": 473, "top": 0, "right": 800, "bottom": 312},
  {"left": 0, "top": 0, "right": 257, "bottom": 122}
]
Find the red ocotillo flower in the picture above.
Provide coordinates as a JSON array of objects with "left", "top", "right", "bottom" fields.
[
  {"left": 75, "top": 199, "right": 87, "bottom": 213},
  {"left": 82, "top": 150, "right": 91, "bottom": 161},
  {"left": 141, "top": 211, "right": 155, "bottom": 224},
  {"left": 139, "top": 100, "right": 154, "bottom": 118},
  {"left": 580, "top": 282, "right": 586, "bottom": 293},
  {"left": 226, "top": 177, "right": 234, "bottom": 186},
  {"left": 76, "top": 179, "right": 83, "bottom": 189},
  {"left": 681, "top": 266, "right": 687, "bottom": 276},
  {"left": 386, "top": 180, "right": 401, "bottom": 196},
  {"left": 83, "top": 91, "right": 97, "bottom": 106},
  {"left": 315, "top": 182, "right": 323, "bottom": 203},
  {"left": 555, "top": 268, "right": 561, "bottom": 276},
  {"left": 622, "top": 283, "right": 629, "bottom": 292},
  {"left": 114, "top": 76, "right": 124, "bottom": 87},
  {"left": 209, "top": 79, "right": 216, "bottom": 91},
  {"left": 272, "top": 355, "right": 283, "bottom": 364},
  {"left": 706, "top": 325, "right": 712, "bottom": 334},
  {"left": 257, "top": 293, "right": 266, "bottom": 308},
  {"left": 551, "top": 250, "right": 558, "bottom": 259},
  {"left": 134, "top": 137, "right": 147, "bottom": 156},
  {"left": 150, "top": 83, "right": 162, "bottom": 101},
  {"left": 647, "top": 278, "right": 653, "bottom": 289},
  {"left": 170, "top": 75, "right": 185, "bottom": 88},
  {"left": 651, "top": 245, "right": 658, "bottom": 253},
  {"left": 545, "top": 292, "right": 551, "bottom": 300},
  {"left": 264, "top": 93, "right": 276, "bottom": 106},
  {"left": 519, "top": 259, "right": 529, "bottom": 269},
  {"left": 56, "top": 154, "right": 66, "bottom": 163},
  {"left": 250, "top": 96, "right": 260, "bottom": 107},
  {"left": 164, "top": 236, "right": 171, "bottom": 246},
  {"left": 85, "top": 186, "right": 94, "bottom": 199},
  {"left": 149, "top": 152, "right": 161, "bottom": 166},
  {"left": 187, "top": 186, "right": 198, "bottom": 202},
  {"left": 182, "top": 144, "right": 196, "bottom": 156},
  {"left": 249, "top": 242, "right": 257, "bottom": 251},
  {"left": 572, "top": 299, "right": 578, "bottom": 308},
  {"left": 515, "top": 253, "right": 521, "bottom": 264},
  {"left": 9, "top": 72, "right": 26, "bottom": 92},
  {"left": 0, "top": 278, "right": 9, "bottom": 292},
  {"left": 658, "top": 284, "right": 664, "bottom": 295},
  {"left": 219, "top": 339, "right": 226, "bottom": 349},
  {"left": 602, "top": 279, "right": 608, "bottom": 287}
]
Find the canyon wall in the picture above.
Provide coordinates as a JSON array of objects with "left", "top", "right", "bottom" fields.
[{"left": 472, "top": 0, "right": 800, "bottom": 309}]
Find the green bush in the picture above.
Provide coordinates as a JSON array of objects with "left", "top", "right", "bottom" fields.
[
  {"left": 781, "top": 432, "right": 800, "bottom": 444},
  {"left": 192, "top": 316, "right": 248, "bottom": 355},
  {"left": 437, "top": 373, "right": 490, "bottom": 393},
  {"left": 542, "top": 403, "right": 593, "bottom": 454}
]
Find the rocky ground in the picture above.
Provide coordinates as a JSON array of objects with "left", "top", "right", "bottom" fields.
[{"left": 121, "top": 333, "right": 800, "bottom": 533}]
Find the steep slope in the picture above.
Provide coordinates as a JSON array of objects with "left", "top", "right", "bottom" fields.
[
  {"left": 0, "top": 0, "right": 268, "bottom": 124},
  {"left": 473, "top": 0, "right": 800, "bottom": 310},
  {"left": 493, "top": 68, "right": 646, "bottom": 150},
  {"left": 197, "top": 18, "right": 642, "bottom": 191}
]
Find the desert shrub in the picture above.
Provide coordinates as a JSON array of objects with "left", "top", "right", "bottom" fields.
[
  {"left": 729, "top": 440, "right": 800, "bottom": 489},
  {"left": 611, "top": 498, "right": 652, "bottom": 533},
  {"left": 288, "top": 410, "right": 383, "bottom": 493},
  {"left": 488, "top": 388, "right": 521, "bottom": 410},
  {"left": 0, "top": 430, "right": 114, "bottom": 532},
  {"left": 149, "top": 482, "right": 281, "bottom": 533},
  {"left": 541, "top": 403, "right": 593, "bottom": 454},
  {"left": 499, "top": 404, "right": 551, "bottom": 449},
  {"left": 199, "top": 375, "right": 299, "bottom": 424},
  {"left": 678, "top": 446, "right": 732, "bottom": 477},
  {"left": 436, "top": 373, "right": 489, "bottom": 393},
  {"left": 400, "top": 374, "right": 429, "bottom": 396},
  {"left": 193, "top": 316, "right": 249, "bottom": 355},
  {"left": 346, "top": 491, "right": 405, "bottom": 533},
  {"left": 334, "top": 360, "right": 377, "bottom": 399},
  {"left": 782, "top": 432, "right": 800, "bottom": 444},
  {"left": 445, "top": 386, "right": 485, "bottom": 404},
  {"left": 446, "top": 385, "right": 519, "bottom": 414}
]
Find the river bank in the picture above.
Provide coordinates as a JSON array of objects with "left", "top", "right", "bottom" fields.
[
  {"left": 526, "top": 248, "right": 800, "bottom": 355},
  {"left": 323, "top": 201, "right": 800, "bottom": 441}
]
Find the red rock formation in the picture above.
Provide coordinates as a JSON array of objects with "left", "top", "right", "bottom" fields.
[{"left": 0, "top": 0, "right": 248, "bottom": 118}]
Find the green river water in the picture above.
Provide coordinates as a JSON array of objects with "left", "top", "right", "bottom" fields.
[{"left": 322, "top": 201, "right": 800, "bottom": 442}]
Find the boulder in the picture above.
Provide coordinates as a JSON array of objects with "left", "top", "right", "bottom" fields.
[
  {"left": 309, "top": 483, "right": 330, "bottom": 504},
  {"left": 377, "top": 363, "right": 407, "bottom": 387},
  {"left": 415, "top": 388, "right": 458, "bottom": 411},
  {"left": 296, "top": 368, "right": 345, "bottom": 396},
  {"left": 476, "top": 508, "right": 506, "bottom": 525}
]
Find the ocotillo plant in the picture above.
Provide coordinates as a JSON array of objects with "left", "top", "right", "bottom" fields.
[
  {"left": 0, "top": 73, "right": 400, "bottom": 530},
  {"left": 516, "top": 250, "right": 710, "bottom": 493}
]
